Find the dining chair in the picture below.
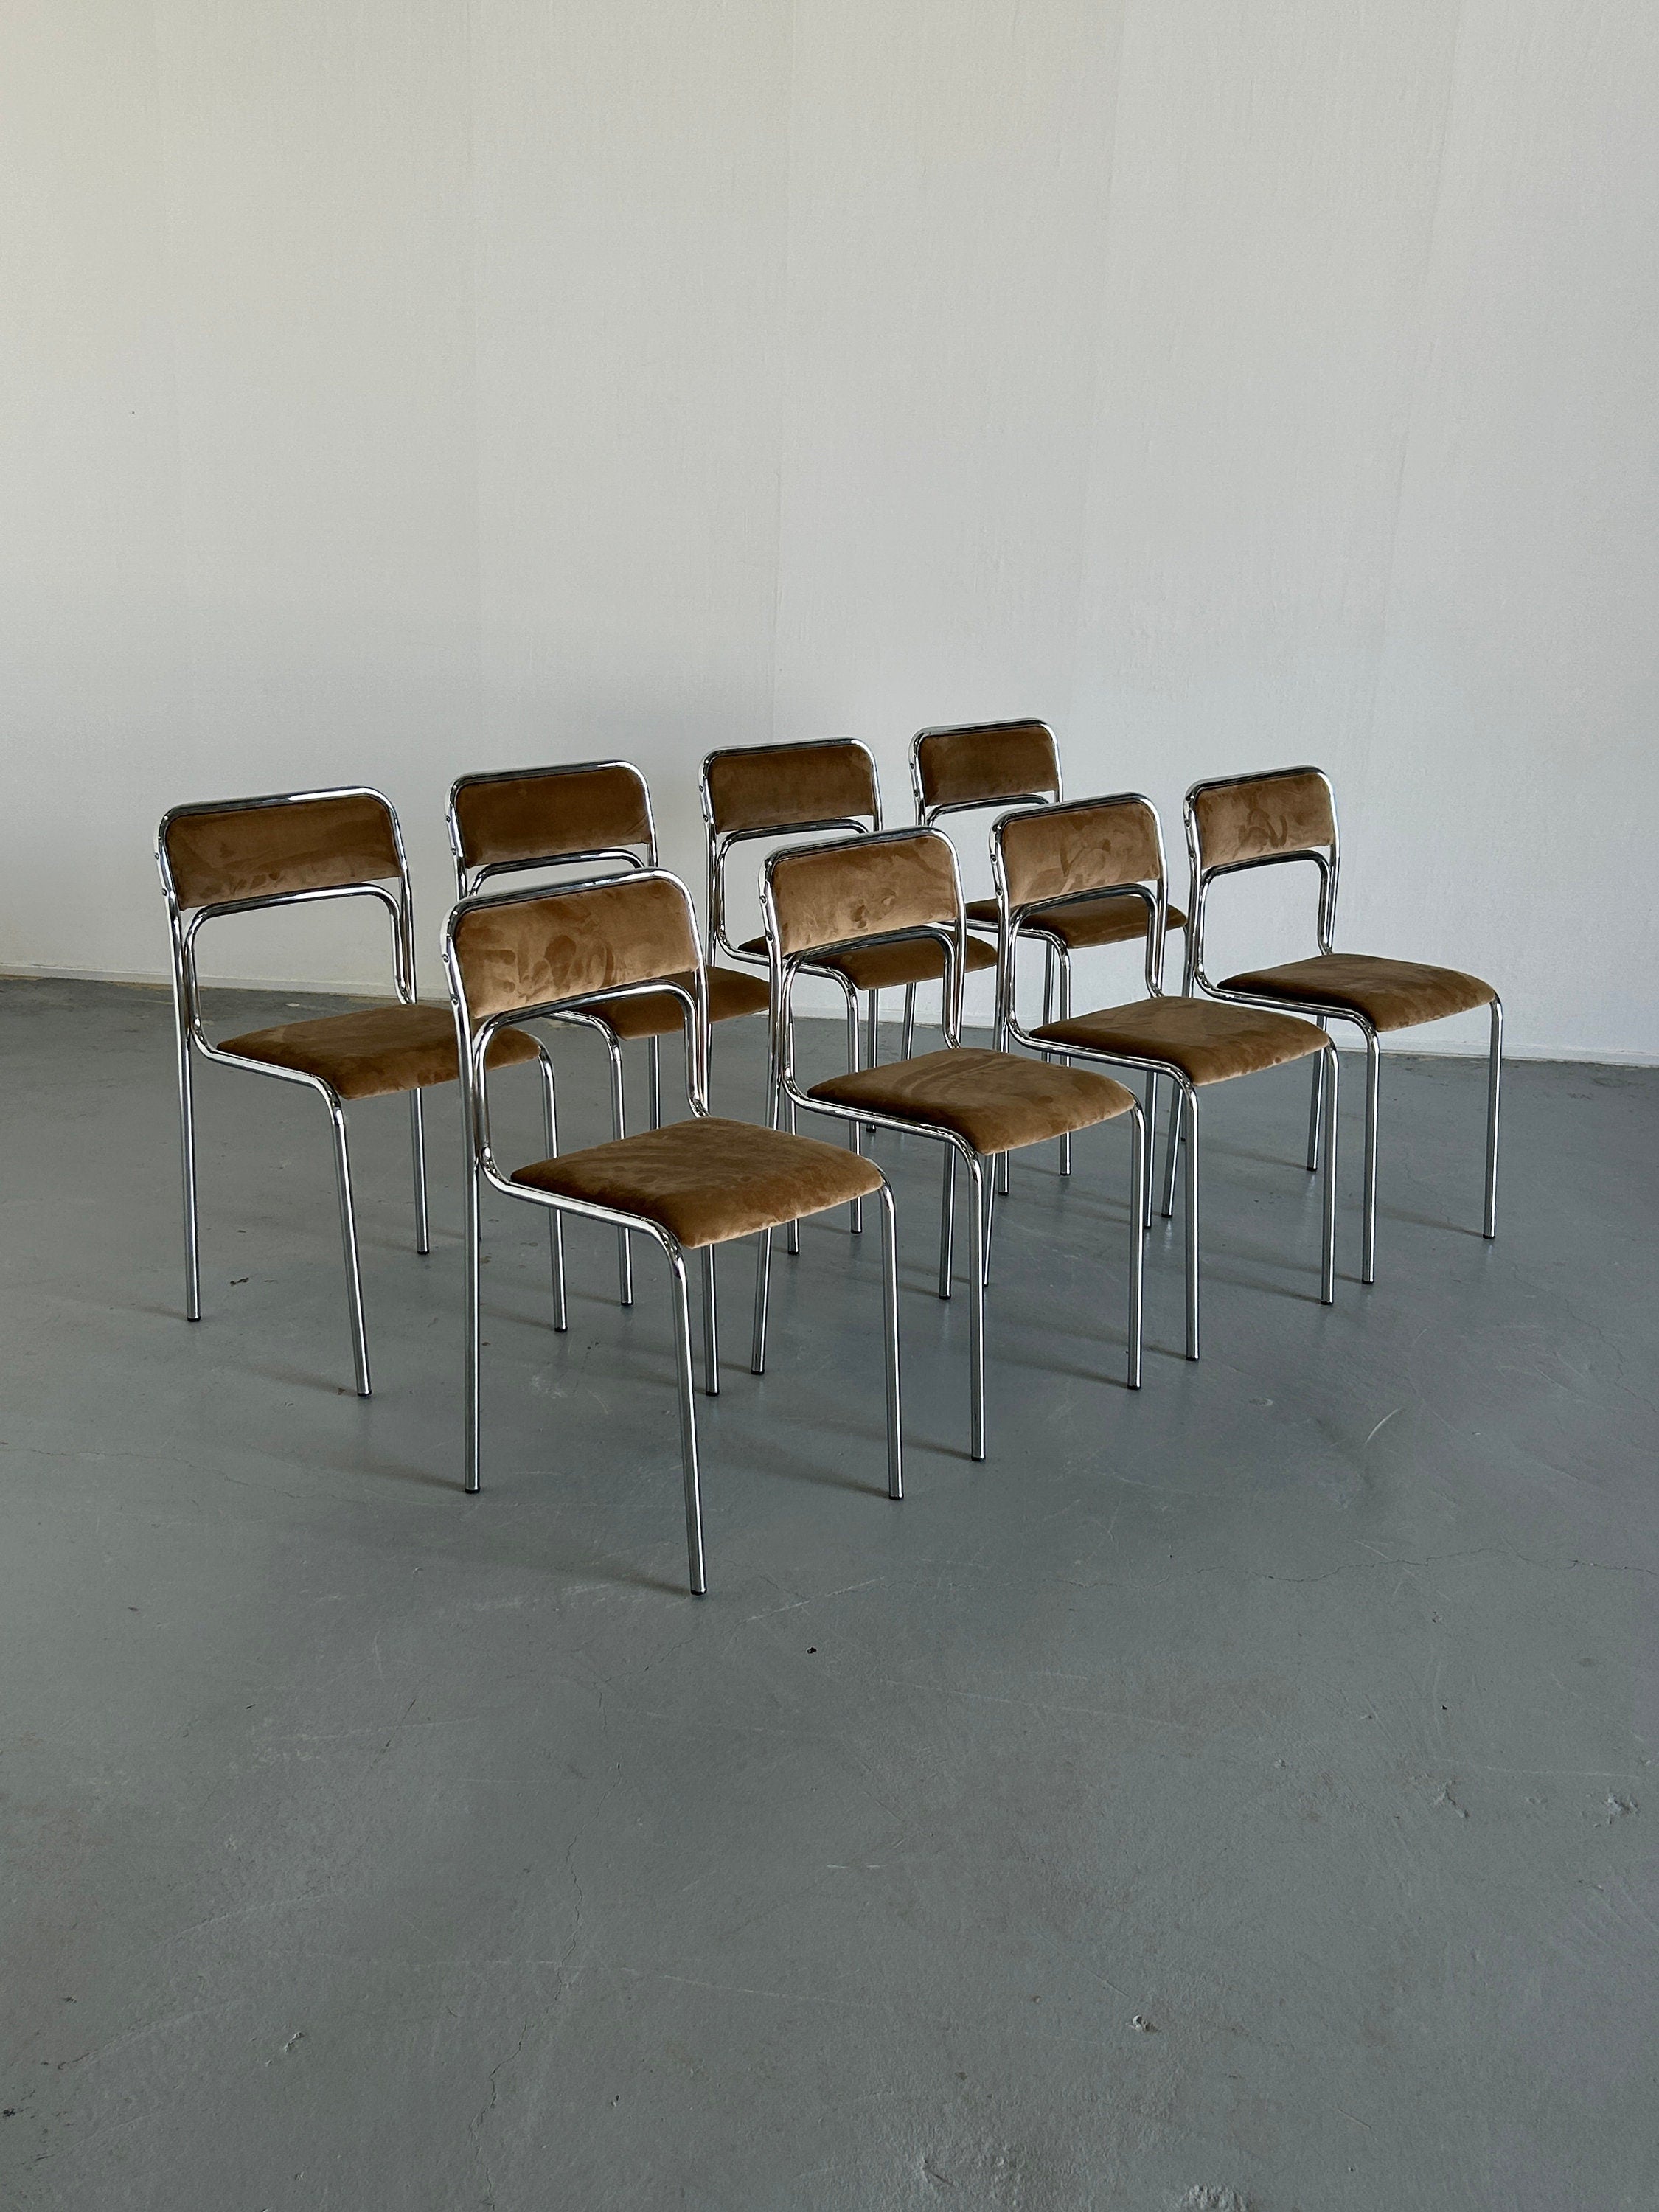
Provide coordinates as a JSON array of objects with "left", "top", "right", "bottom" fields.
[
  {"left": 762, "top": 826, "right": 1144, "bottom": 1461},
  {"left": 157, "top": 785, "right": 552, "bottom": 1395},
  {"left": 992, "top": 793, "right": 1338, "bottom": 1360},
  {"left": 448, "top": 759, "right": 770, "bottom": 1305},
  {"left": 444, "top": 868, "right": 901, "bottom": 1593},
  {"left": 1183, "top": 765, "right": 1502, "bottom": 1283}
]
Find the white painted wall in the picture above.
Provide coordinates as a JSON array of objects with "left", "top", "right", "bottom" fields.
[{"left": 3, "top": 1, "right": 1655, "bottom": 1057}]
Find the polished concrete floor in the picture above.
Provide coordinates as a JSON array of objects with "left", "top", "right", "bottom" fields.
[{"left": 1, "top": 975, "right": 1654, "bottom": 2211}]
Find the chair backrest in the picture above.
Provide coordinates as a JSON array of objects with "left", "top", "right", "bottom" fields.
[
  {"left": 911, "top": 720, "right": 1061, "bottom": 821},
  {"left": 995, "top": 793, "right": 1164, "bottom": 913},
  {"left": 702, "top": 738, "right": 878, "bottom": 838},
  {"left": 448, "top": 761, "right": 655, "bottom": 895},
  {"left": 159, "top": 788, "right": 403, "bottom": 913},
  {"left": 762, "top": 828, "right": 967, "bottom": 1046},
  {"left": 448, "top": 870, "right": 701, "bottom": 1026},
  {"left": 1183, "top": 766, "right": 1340, "bottom": 983}
]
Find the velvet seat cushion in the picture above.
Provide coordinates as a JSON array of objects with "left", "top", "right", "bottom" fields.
[
  {"left": 218, "top": 1004, "right": 538, "bottom": 1101},
  {"left": 577, "top": 964, "right": 771, "bottom": 1043},
  {"left": 1218, "top": 953, "right": 1496, "bottom": 1034},
  {"left": 962, "top": 894, "right": 1189, "bottom": 948},
  {"left": 512, "top": 1116, "right": 882, "bottom": 1249},
  {"left": 1034, "top": 997, "right": 1324, "bottom": 1086},
  {"left": 810, "top": 1046, "right": 1134, "bottom": 1154},
  {"left": 739, "top": 931, "right": 996, "bottom": 992}
]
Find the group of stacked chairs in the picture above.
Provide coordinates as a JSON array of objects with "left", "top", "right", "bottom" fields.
[{"left": 156, "top": 721, "right": 1503, "bottom": 1594}]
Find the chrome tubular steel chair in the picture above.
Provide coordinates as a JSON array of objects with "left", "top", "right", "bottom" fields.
[
  {"left": 157, "top": 785, "right": 552, "bottom": 1396},
  {"left": 445, "top": 870, "right": 901, "bottom": 1594},
  {"left": 1183, "top": 765, "right": 1502, "bottom": 1284},
  {"left": 910, "top": 718, "right": 1190, "bottom": 1182},
  {"left": 992, "top": 794, "right": 1338, "bottom": 1361},
  {"left": 762, "top": 827, "right": 1144, "bottom": 1461},
  {"left": 702, "top": 739, "right": 1000, "bottom": 1240},
  {"left": 448, "top": 760, "right": 769, "bottom": 1307}
]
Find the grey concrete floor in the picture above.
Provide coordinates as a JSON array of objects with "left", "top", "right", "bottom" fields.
[{"left": 1, "top": 975, "right": 1654, "bottom": 2211}]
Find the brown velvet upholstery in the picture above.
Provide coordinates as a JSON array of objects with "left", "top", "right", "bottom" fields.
[
  {"left": 451, "top": 764, "right": 651, "bottom": 872},
  {"left": 219, "top": 1003, "right": 538, "bottom": 1101},
  {"left": 705, "top": 742, "right": 877, "bottom": 835},
  {"left": 964, "top": 892, "right": 1188, "bottom": 947},
  {"left": 914, "top": 722, "right": 1060, "bottom": 811},
  {"left": 164, "top": 793, "right": 400, "bottom": 911},
  {"left": 512, "top": 1116, "right": 882, "bottom": 1250},
  {"left": 1034, "top": 997, "right": 1325, "bottom": 1086},
  {"left": 452, "top": 876, "right": 698, "bottom": 1023},
  {"left": 740, "top": 929, "right": 996, "bottom": 991},
  {"left": 810, "top": 1046, "right": 1134, "bottom": 1153},
  {"left": 1191, "top": 771, "right": 1335, "bottom": 871},
  {"left": 585, "top": 963, "right": 771, "bottom": 1042},
  {"left": 1220, "top": 953, "right": 1496, "bottom": 1034},
  {"left": 999, "top": 796, "right": 1162, "bottom": 911},
  {"left": 767, "top": 832, "right": 957, "bottom": 959}
]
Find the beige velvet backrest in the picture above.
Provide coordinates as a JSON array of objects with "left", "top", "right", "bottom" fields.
[
  {"left": 451, "top": 762, "right": 652, "bottom": 875},
  {"left": 998, "top": 795, "right": 1162, "bottom": 914},
  {"left": 767, "top": 831, "right": 959, "bottom": 959},
  {"left": 914, "top": 721, "right": 1060, "bottom": 814},
  {"left": 451, "top": 873, "right": 700, "bottom": 1024},
  {"left": 1189, "top": 769, "right": 1336, "bottom": 872},
  {"left": 162, "top": 791, "right": 401, "bottom": 911},
  {"left": 704, "top": 741, "right": 877, "bottom": 836}
]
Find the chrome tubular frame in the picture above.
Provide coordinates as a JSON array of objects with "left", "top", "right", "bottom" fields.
[
  {"left": 445, "top": 869, "right": 903, "bottom": 1590},
  {"left": 1182, "top": 764, "right": 1501, "bottom": 1284},
  {"left": 762, "top": 828, "right": 1144, "bottom": 1460},
  {"left": 448, "top": 760, "right": 667, "bottom": 1306},
  {"left": 991, "top": 796, "right": 1337, "bottom": 1362},
  {"left": 156, "top": 785, "right": 439, "bottom": 1398}
]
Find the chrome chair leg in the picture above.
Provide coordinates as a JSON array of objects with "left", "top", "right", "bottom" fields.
[
  {"left": 176, "top": 1029, "right": 201, "bottom": 1321},
  {"left": 786, "top": 1080, "right": 801, "bottom": 1256},
  {"left": 900, "top": 984, "right": 917, "bottom": 1061},
  {"left": 648, "top": 1035, "right": 663, "bottom": 1130},
  {"left": 878, "top": 1181, "right": 902, "bottom": 1500},
  {"left": 1182, "top": 1085, "right": 1200, "bottom": 1362},
  {"left": 409, "top": 1090, "right": 431, "bottom": 1255},
  {"left": 1484, "top": 998, "right": 1503, "bottom": 1239},
  {"left": 866, "top": 989, "right": 880, "bottom": 1070},
  {"left": 1321, "top": 1044, "right": 1339, "bottom": 1304},
  {"left": 1160, "top": 1078, "right": 1182, "bottom": 1220},
  {"left": 607, "top": 1039, "right": 634, "bottom": 1308},
  {"left": 1362, "top": 1028, "right": 1380, "bottom": 1286},
  {"left": 967, "top": 1152, "right": 987, "bottom": 1461},
  {"left": 1127, "top": 1104, "right": 1146, "bottom": 1388},
  {"left": 1305, "top": 1021, "right": 1327, "bottom": 1172},
  {"left": 938, "top": 1147, "right": 956, "bottom": 1299},
  {"left": 1141, "top": 1073, "right": 1158, "bottom": 1229},
  {"left": 463, "top": 1155, "right": 482, "bottom": 1493},
  {"left": 751, "top": 1226, "right": 771, "bottom": 1374},
  {"left": 327, "top": 1100, "right": 372, "bottom": 1398},
  {"left": 983, "top": 1153, "right": 997, "bottom": 1285},
  {"left": 844, "top": 988, "right": 864, "bottom": 1235},
  {"left": 1057, "top": 948, "right": 1074, "bottom": 1178},
  {"left": 700, "top": 1245, "right": 719, "bottom": 1397},
  {"left": 667, "top": 1251, "right": 708, "bottom": 1596},
  {"left": 535, "top": 1046, "right": 568, "bottom": 1332}
]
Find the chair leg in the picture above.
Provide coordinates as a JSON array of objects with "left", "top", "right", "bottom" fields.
[
  {"left": 535, "top": 1047, "right": 568, "bottom": 1332},
  {"left": 1182, "top": 1085, "right": 1200, "bottom": 1362},
  {"left": 878, "top": 1180, "right": 903, "bottom": 1500},
  {"left": 1160, "top": 1076, "right": 1182, "bottom": 1220},
  {"left": 1057, "top": 948, "right": 1074, "bottom": 1179},
  {"left": 668, "top": 1253, "right": 708, "bottom": 1596},
  {"left": 1127, "top": 1103, "right": 1146, "bottom": 1389},
  {"left": 866, "top": 989, "right": 880, "bottom": 1071},
  {"left": 844, "top": 990, "right": 864, "bottom": 1234},
  {"left": 967, "top": 1152, "right": 987, "bottom": 1461},
  {"left": 648, "top": 1034, "right": 662, "bottom": 1130},
  {"left": 900, "top": 984, "right": 917, "bottom": 1061},
  {"left": 1362, "top": 1029, "right": 1380, "bottom": 1287},
  {"left": 1142, "top": 1074, "right": 1158, "bottom": 1230},
  {"left": 324, "top": 1101, "right": 372, "bottom": 1398},
  {"left": 786, "top": 1082, "right": 801, "bottom": 1256},
  {"left": 1484, "top": 998, "right": 1503, "bottom": 1239},
  {"left": 751, "top": 1226, "right": 771, "bottom": 1374},
  {"left": 1305, "top": 1022, "right": 1327, "bottom": 1172},
  {"left": 408, "top": 1090, "right": 431, "bottom": 1255},
  {"left": 1321, "top": 1045, "right": 1339, "bottom": 1305},
  {"left": 608, "top": 1039, "right": 634, "bottom": 1307},
  {"left": 463, "top": 1154, "right": 482, "bottom": 1492},
  {"left": 175, "top": 1026, "right": 201, "bottom": 1321},
  {"left": 700, "top": 1245, "right": 719, "bottom": 1397},
  {"left": 983, "top": 1154, "right": 997, "bottom": 1286},
  {"left": 938, "top": 1147, "right": 956, "bottom": 1299}
]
